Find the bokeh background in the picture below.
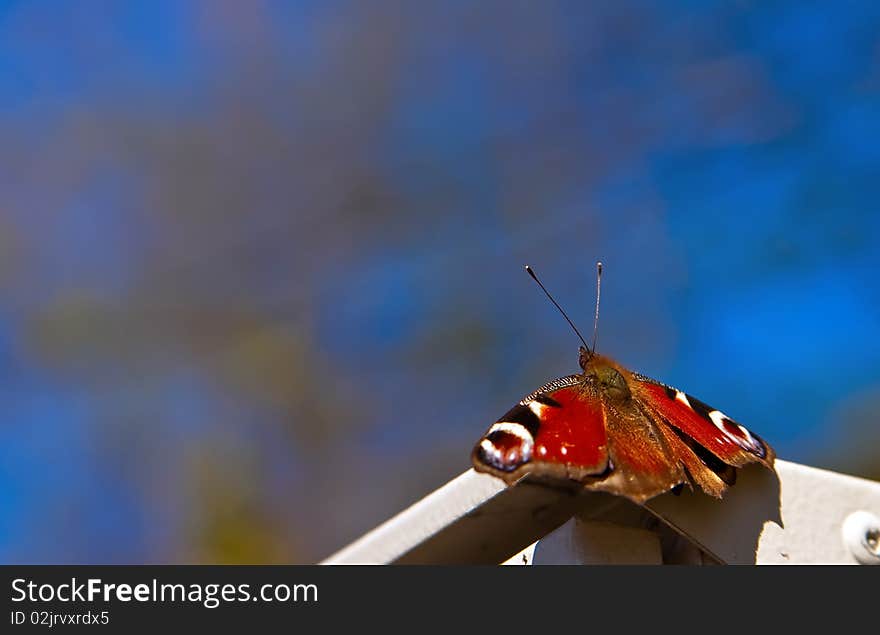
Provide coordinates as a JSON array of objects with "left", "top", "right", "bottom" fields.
[{"left": 2, "top": 1, "right": 880, "bottom": 564}]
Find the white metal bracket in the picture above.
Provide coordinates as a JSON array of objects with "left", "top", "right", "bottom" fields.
[{"left": 322, "top": 459, "right": 880, "bottom": 565}]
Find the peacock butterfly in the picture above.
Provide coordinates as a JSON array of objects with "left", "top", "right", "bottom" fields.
[{"left": 471, "top": 265, "right": 776, "bottom": 504}]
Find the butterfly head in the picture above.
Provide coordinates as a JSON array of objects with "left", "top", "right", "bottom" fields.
[
  {"left": 579, "top": 346, "right": 631, "bottom": 402},
  {"left": 578, "top": 345, "right": 593, "bottom": 370}
]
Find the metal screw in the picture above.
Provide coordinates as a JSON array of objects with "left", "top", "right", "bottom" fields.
[
  {"left": 842, "top": 511, "right": 880, "bottom": 565},
  {"left": 866, "top": 528, "right": 879, "bottom": 553}
]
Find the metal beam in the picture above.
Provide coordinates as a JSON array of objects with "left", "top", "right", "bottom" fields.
[{"left": 322, "top": 460, "right": 880, "bottom": 565}]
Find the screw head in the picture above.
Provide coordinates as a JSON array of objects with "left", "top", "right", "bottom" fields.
[{"left": 842, "top": 511, "right": 880, "bottom": 565}]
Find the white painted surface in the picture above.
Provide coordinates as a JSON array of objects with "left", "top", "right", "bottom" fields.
[
  {"left": 755, "top": 462, "right": 880, "bottom": 564},
  {"left": 322, "top": 469, "right": 586, "bottom": 564},
  {"left": 502, "top": 542, "right": 537, "bottom": 566},
  {"left": 323, "top": 460, "right": 880, "bottom": 565},
  {"left": 322, "top": 470, "right": 505, "bottom": 564},
  {"left": 643, "top": 460, "right": 880, "bottom": 563},
  {"left": 531, "top": 520, "right": 663, "bottom": 564}
]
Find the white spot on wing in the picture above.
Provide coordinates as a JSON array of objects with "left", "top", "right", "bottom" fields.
[
  {"left": 675, "top": 391, "right": 692, "bottom": 409},
  {"left": 708, "top": 410, "right": 728, "bottom": 434},
  {"left": 528, "top": 401, "right": 546, "bottom": 417},
  {"left": 736, "top": 424, "right": 762, "bottom": 452},
  {"left": 708, "top": 409, "right": 763, "bottom": 453},
  {"left": 488, "top": 422, "right": 533, "bottom": 443}
]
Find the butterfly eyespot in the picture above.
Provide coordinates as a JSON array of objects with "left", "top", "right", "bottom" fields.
[{"left": 473, "top": 424, "right": 534, "bottom": 473}]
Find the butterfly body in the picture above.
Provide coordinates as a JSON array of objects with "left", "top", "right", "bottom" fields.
[{"left": 472, "top": 346, "right": 775, "bottom": 504}]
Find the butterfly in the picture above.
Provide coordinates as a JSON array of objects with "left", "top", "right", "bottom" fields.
[{"left": 471, "top": 265, "right": 776, "bottom": 504}]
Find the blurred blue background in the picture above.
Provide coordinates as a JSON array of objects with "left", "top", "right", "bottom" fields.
[{"left": 1, "top": 1, "right": 879, "bottom": 563}]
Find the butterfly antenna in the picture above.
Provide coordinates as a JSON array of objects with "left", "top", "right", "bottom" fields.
[
  {"left": 591, "top": 261, "right": 602, "bottom": 354},
  {"left": 524, "top": 265, "right": 590, "bottom": 352}
]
